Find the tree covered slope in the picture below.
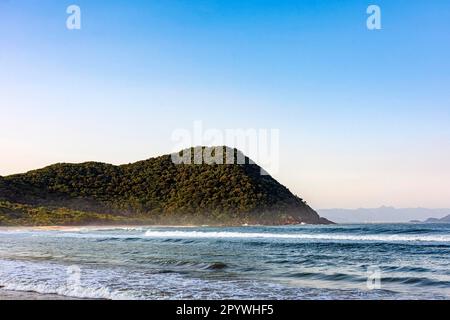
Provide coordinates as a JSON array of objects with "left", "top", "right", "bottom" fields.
[{"left": 0, "top": 147, "right": 332, "bottom": 226}]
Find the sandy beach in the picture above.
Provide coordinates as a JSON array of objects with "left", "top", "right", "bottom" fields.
[{"left": 0, "top": 288, "right": 80, "bottom": 300}]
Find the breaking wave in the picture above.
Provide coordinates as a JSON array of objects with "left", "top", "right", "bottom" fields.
[
  {"left": 143, "top": 230, "right": 450, "bottom": 243},
  {"left": 0, "top": 281, "right": 134, "bottom": 300}
]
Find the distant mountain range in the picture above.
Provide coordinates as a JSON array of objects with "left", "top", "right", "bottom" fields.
[
  {"left": 318, "top": 206, "right": 450, "bottom": 223},
  {"left": 416, "top": 214, "right": 450, "bottom": 224},
  {"left": 0, "top": 146, "right": 332, "bottom": 226}
]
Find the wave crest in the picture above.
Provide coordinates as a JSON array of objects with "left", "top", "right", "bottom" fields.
[{"left": 143, "top": 230, "right": 450, "bottom": 243}]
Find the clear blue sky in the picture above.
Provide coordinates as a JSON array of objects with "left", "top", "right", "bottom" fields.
[{"left": 1, "top": 0, "right": 450, "bottom": 208}]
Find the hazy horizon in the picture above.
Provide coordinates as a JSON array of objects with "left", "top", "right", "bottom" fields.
[{"left": 318, "top": 206, "right": 450, "bottom": 223}]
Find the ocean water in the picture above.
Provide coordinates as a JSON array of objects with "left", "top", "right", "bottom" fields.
[{"left": 0, "top": 224, "right": 449, "bottom": 300}]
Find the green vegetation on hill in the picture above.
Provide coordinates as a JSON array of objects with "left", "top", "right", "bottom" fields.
[{"left": 0, "top": 147, "right": 332, "bottom": 226}]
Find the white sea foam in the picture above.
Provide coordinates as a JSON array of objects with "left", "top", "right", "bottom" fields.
[
  {"left": 0, "top": 281, "right": 134, "bottom": 300},
  {"left": 0, "top": 259, "right": 136, "bottom": 300},
  {"left": 4, "top": 228, "right": 448, "bottom": 243},
  {"left": 64, "top": 226, "right": 146, "bottom": 232},
  {"left": 143, "top": 230, "right": 450, "bottom": 243}
]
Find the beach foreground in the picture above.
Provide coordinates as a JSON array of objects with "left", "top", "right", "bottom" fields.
[
  {"left": 1, "top": 224, "right": 449, "bottom": 300},
  {"left": 0, "top": 288, "right": 79, "bottom": 300}
]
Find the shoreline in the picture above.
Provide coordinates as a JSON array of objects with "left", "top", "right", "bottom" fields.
[
  {"left": 0, "top": 224, "right": 226, "bottom": 233},
  {"left": 0, "top": 223, "right": 301, "bottom": 232},
  {"left": 0, "top": 288, "right": 82, "bottom": 300}
]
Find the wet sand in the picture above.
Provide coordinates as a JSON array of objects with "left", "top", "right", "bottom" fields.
[{"left": 0, "top": 288, "right": 81, "bottom": 300}]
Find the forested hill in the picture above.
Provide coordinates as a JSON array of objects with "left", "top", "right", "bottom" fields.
[{"left": 0, "top": 147, "right": 332, "bottom": 226}]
